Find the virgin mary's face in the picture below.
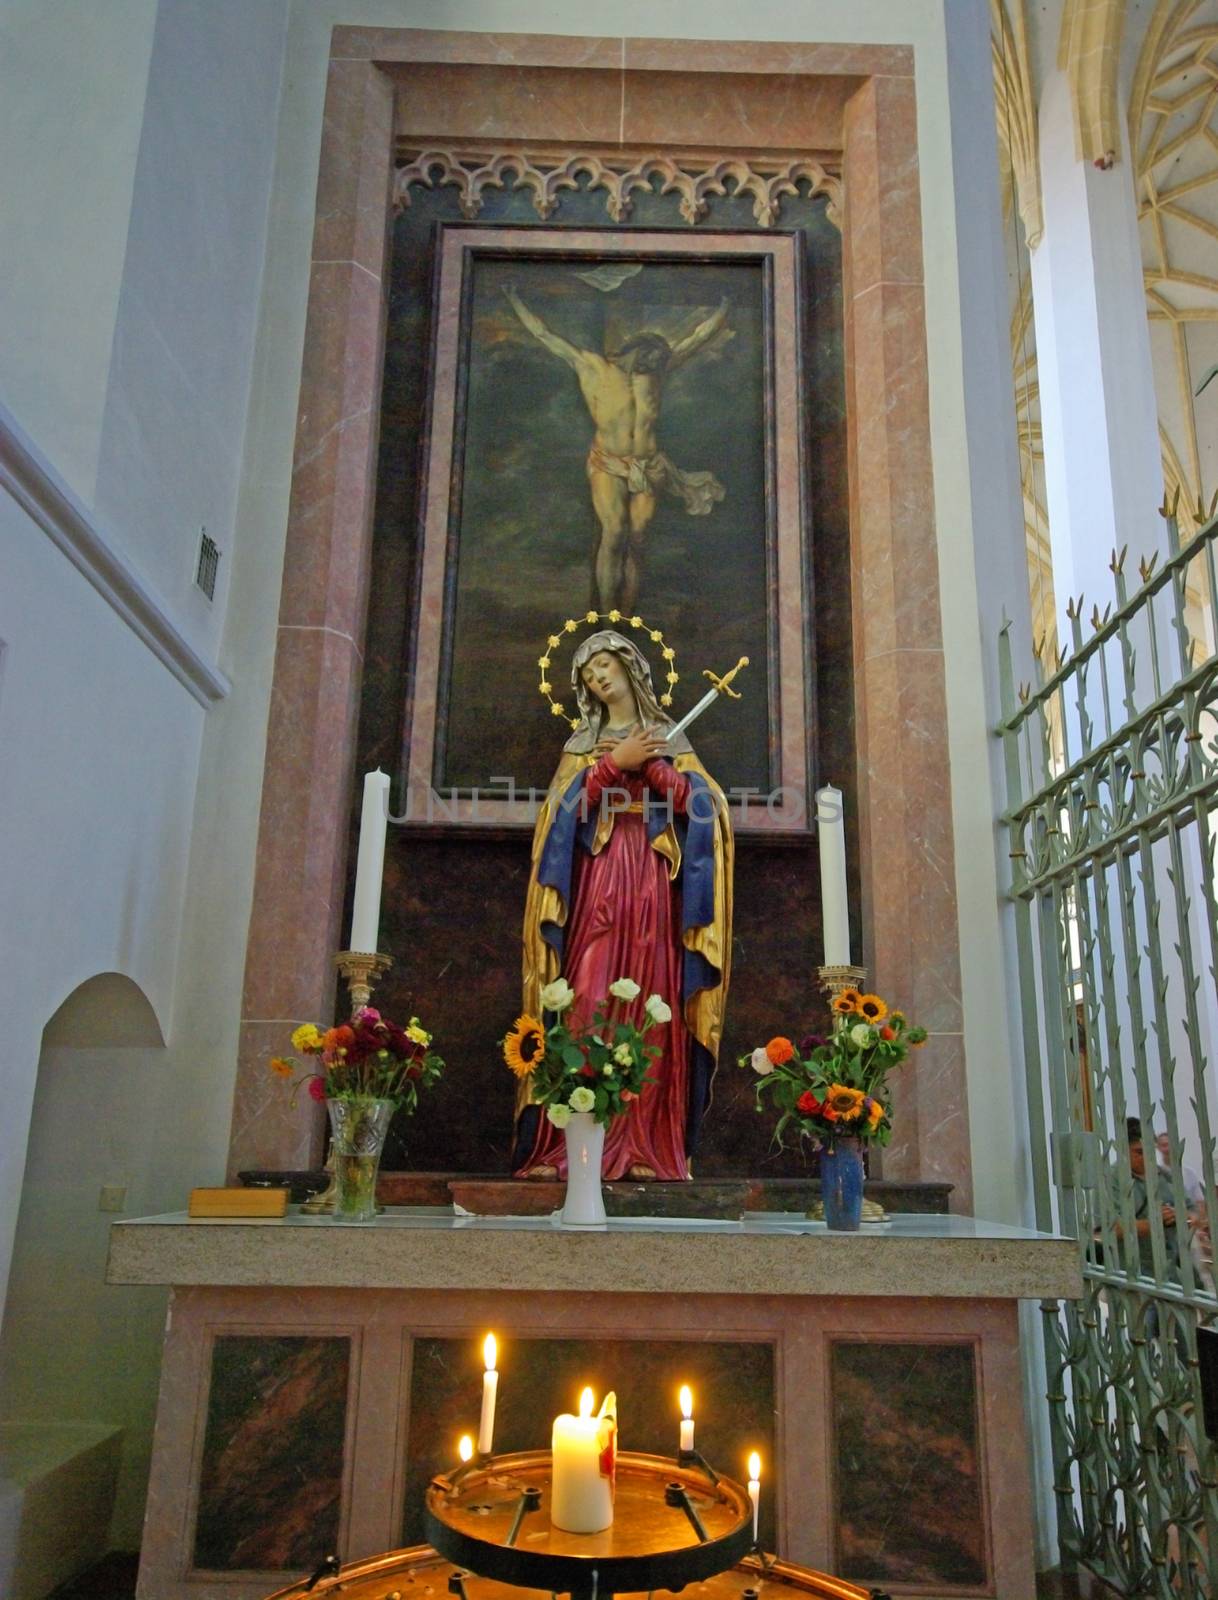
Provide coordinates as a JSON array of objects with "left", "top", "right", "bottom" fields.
[{"left": 581, "top": 651, "right": 632, "bottom": 710}]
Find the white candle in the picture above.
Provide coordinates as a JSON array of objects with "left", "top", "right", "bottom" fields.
[
  {"left": 478, "top": 1334, "right": 498, "bottom": 1455},
  {"left": 349, "top": 769, "right": 390, "bottom": 953},
  {"left": 747, "top": 1452, "right": 761, "bottom": 1543},
  {"left": 679, "top": 1385, "right": 694, "bottom": 1453},
  {"left": 551, "top": 1388, "right": 615, "bottom": 1533},
  {"left": 815, "top": 786, "right": 851, "bottom": 966}
]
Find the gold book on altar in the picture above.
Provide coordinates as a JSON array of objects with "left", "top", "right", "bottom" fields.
[{"left": 187, "top": 1187, "right": 289, "bottom": 1218}]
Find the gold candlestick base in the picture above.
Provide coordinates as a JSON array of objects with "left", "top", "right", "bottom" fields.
[
  {"left": 816, "top": 964, "right": 867, "bottom": 1003},
  {"left": 335, "top": 950, "right": 393, "bottom": 1016}
]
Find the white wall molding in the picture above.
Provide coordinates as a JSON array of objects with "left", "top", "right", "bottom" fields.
[{"left": 0, "top": 400, "right": 230, "bottom": 707}]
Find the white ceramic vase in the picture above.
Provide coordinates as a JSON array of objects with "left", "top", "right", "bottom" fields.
[{"left": 560, "top": 1110, "right": 607, "bottom": 1227}]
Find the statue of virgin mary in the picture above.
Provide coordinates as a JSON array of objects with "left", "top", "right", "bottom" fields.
[{"left": 511, "top": 629, "right": 733, "bottom": 1181}]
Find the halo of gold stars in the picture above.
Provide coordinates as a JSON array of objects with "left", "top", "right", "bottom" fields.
[{"left": 537, "top": 610, "right": 679, "bottom": 729}]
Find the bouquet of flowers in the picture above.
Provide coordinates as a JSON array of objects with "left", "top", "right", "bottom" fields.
[
  {"left": 743, "top": 988, "right": 926, "bottom": 1149},
  {"left": 503, "top": 976, "right": 668, "bottom": 1128},
  {"left": 270, "top": 1006, "right": 445, "bottom": 1110}
]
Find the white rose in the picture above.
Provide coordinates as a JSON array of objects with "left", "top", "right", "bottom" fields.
[
  {"left": 569, "top": 1086, "right": 596, "bottom": 1113},
  {"left": 613, "top": 1042, "right": 633, "bottom": 1066},
  {"left": 546, "top": 1102, "right": 572, "bottom": 1128},
  {"left": 540, "top": 977, "right": 576, "bottom": 1012},
  {"left": 850, "top": 1023, "right": 876, "bottom": 1048},
  {"left": 643, "top": 993, "right": 672, "bottom": 1025},
  {"left": 751, "top": 1046, "right": 775, "bottom": 1076},
  {"left": 603, "top": 1063, "right": 614, "bottom": 1075},
  {"left": 609, "top": 977, "right": 641, "bottom": 1001}
]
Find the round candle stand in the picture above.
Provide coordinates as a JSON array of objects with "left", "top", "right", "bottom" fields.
[
  {"left": 424, "top": 1449, "right": 757, "bottom": 1600},
  {"left": 264, "top": 1543, "right": 878, "bottom": 1600}
]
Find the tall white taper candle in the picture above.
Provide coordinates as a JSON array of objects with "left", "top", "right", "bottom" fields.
[
  {"left": 679, "top": 1385, "right": 694, "bottom": 1453},
  {"left": 815, "top": 786, "right": 851, "bottom": 966},
  {"left": 350, "top": 769, "right": 390, "bottom": 953},
  {"left": 747, "top": 1452, "right": 761, "bottom": 1544},
  {"left": 478, "top": 1334, "right": 498, "bottom": 1455}
]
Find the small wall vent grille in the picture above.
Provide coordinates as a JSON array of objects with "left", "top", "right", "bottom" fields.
[{"left": 195, "top": 531, "right": 220, "bottom": 601}]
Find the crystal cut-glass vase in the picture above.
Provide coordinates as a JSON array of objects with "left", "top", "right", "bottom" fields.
[{"left": 326, "top": 1096, "right": 393, "bottom": 1222}]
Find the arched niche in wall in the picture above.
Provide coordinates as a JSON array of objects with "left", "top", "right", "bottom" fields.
[{"left": 0, "top": 970, "right": 169, "bottom": 1568}]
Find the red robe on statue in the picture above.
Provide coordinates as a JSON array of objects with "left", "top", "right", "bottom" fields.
[{"left": 520, "top": 753, "right": 692, "bottom": 1180}]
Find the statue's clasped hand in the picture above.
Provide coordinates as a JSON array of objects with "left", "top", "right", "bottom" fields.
[{"left": 600, "top": 730, "right": 669, "bottom": 770}]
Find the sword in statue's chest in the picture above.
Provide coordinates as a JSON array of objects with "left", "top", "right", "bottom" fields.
[{"left": 666, "top": 656, "right": 750, "bottom": 741}]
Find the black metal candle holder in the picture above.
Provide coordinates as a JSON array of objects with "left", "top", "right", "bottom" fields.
[{"left": 425, "top": 1449, "right": 755, "bottom": 1600}]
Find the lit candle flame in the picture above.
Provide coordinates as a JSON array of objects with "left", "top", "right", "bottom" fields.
[
  {"left": 483, "top": 1333, "right": 497, "bottom": 1371},
  {"left": 748, "top": 1451, "right": 761, "bottom": 1482},
  {"left": 579, "top": 1386, "right": 595, "bottom": 1418},
  {"left": 459, "top": 1435, "right": 474, "bottom": 1463},
  {"left": 679, "top": 1385, "right": 693, "bottom": 1420}
]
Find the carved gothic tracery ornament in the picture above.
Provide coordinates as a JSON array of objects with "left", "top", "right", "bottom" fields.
[{"left": 394, "top": 149, "right": 843, "bottom": 232}]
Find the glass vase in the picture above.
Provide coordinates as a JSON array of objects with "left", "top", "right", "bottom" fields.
[
  {"left": 820, "top": 1135, "right": 865, "bottom": 1231},
  {"left": 560, "top": 1110, "right": 607, "bottom": 1227},
  {"left": 326, "top": 1096, "right": 394, "bottom": 1222}
]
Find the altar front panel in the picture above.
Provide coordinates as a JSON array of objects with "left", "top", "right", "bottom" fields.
[{"left": 136, "top": 1286, "right": 1034, "bottom": 1600}]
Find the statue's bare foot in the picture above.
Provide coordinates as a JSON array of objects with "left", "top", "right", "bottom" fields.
[
  {"left": 524, "top": 1165, "right": 558, "bottom": 1180},
  {"left": 627, "top": 1163, "right": 656, "bottom": 1180}
]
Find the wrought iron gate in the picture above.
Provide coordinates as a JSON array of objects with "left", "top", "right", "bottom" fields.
[{"left": 999, "top": 507, "right": 1218, "bottom": 1598}]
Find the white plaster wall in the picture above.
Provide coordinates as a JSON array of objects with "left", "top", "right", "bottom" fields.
[
  {"left": 0, "top": 0, "right": 157, "bottom": 502},
  {"left": 93, "top": 0, "right": 290, "bottom": 663}
]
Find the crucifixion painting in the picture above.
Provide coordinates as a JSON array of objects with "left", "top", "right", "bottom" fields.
[{"left": 503, "top": 284, "right": 731, "bottom": 612}]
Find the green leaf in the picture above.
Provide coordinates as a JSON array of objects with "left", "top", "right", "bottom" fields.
[{"left": 561, "top": 1044, "right": 585, "bottom": 1070}]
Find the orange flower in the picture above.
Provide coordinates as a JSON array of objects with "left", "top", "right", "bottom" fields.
[
  {"left": 879, "top": 1024, "right": 896, "bottom": 1042},
  {"left": 840, "top": 988, "right": 863, "bottom": 1009},
  {"left": 766, "top": 1036, "right": 795, "bottom": 1065},
  {"left": 268, "top": 1056, "right": 294, "bottom": 1078},
  {"left": 322, "top": 1025, "right": 355, "bottom": 1055},
  {"left": 858, "top": 994, "right": 888, "bottom": 1022},
  {"left": 867, "top": 1098, "right": 884, "bottom": 1126},
  {"left": 832, "top": 996, "right": 857, "bottom": 1016},
  {"left": 504, "top": 1014, "right": 545, "bottom": 1078}
]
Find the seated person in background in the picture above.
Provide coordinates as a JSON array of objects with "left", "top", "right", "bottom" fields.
[
  {"left": 1155, "top": 1130, "right": 1205, "bottom": 1211},
  {"left": 1102, "top": 1117, "right": 1189, "bottom": 1284}
]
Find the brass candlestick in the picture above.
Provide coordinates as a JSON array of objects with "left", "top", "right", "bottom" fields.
[
  {"left": 302, "top": 951, "right": 395, "bottom": 1216},
  {"left": 335, "top": 950, "right": 393, "bottom": 1015}
]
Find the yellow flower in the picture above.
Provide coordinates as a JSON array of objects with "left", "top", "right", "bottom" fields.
[
  {"left": 564, "top": 619, "right": 577, "bottom": 633},
  {"left": 858, "top": 994, "right": 888, "bottom": 1022},
  {"left": 291, "top": 1023, "right": 324, "bottom": 1053},
  {"left": 504, "top": 1014, "right": 545, "bottom": 1079},
  {"left": 538, "top": 656, "right": 550, "bottom": 669},
  {"left": 586, "top": 609, "right": 599, "bottom": 622},
  {"left": 662, "top": 647, "right": 675, "bottom": 660},
  {"left": 406, "top": 1021, "right": 431, "bottom": 1046},
  {"left": 650, "top": 630, "right": 662, "bottom": 642},
  {"left": 268, "top": 1056, "right": 294, "bottom": 1078},
  {"left": 832, "top": 995, "right": 858, "bottom": 1016},
  {"left": 660, "top": 694, "right": 672, "bottom": 707},
  {"left": 539, "top": 681, "right": 551, "bottom": 694},
  {"left": 667, "top": 671, "right": 679, "bottom": 684},
  {"left": 548, "top": 634, "right": 561, "bottom": 648},
  {"left": 569, "top": 717, "right": 580, "bottom": 730},
  {"left": 630, "top": 615, "right": 643, "bottom": 627},
  {"left": 551, "top": 703, "right": 565, "bottom": 716},
  {"left": 608, "top": 608, "right": 622, "bottom": 622},
  {"left": 840, "top": 988, "right": 863, "bottom": 1009},
  {"left": 867, "top": 1098, "right": 885, "bottom": 1126},
  {"left": 825, "top": 1084, "right": 866, "bottom": 1120}
]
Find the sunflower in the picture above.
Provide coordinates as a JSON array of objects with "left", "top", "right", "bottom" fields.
[
  {"left": 839, "top": 988, "right": 863, "bottom": 1009},
  {"left": 504, "top": 1014, "right": 546, "bottom": 1078},
  {"left": 858, "top": 994, "right": 888, "bottom": 1022},
  {"left": 825, "top": 1084, "right": 866, "bottom": 1120},
  {"left": 832, "top": 995, "right": 857, "bottom": 1016}
]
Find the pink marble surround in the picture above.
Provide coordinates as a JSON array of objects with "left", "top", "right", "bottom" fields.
[
  {"left": 137, "top": 1285, "right": 1033, "bottom": 1600},
  {"left": 229, "top": 29, "right": 968, "bottom": 1205}
]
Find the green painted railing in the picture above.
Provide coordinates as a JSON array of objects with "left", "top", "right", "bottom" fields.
[{"left": 999, "top": 507, "right": 1218, "bottom": 1598}]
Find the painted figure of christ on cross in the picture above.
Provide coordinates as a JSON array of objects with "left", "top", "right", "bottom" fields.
[{"left": 503, "top": 285, "right": 730, "bottom": 612}]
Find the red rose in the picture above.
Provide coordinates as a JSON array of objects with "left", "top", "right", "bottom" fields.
[
  {"left": 405, "top": 1063, "right": 422, "bottom": 1081},
  {"left": 307, "top": 1076, "right": 326, "bottom": 1102},
  {"left": 580, "top": 1065, "right": 597, "bottom": 1079},
  {"left": 880, "top": 1025, "right": 896, "bottom": 1041},
  {"left": 797, "top": 1090, "right": 822, "bottom": 1115}
]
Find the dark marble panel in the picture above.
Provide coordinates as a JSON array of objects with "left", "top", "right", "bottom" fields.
[
  {"left": 356, "top": 179, "right": 852, "bottom": 1177},
  {"left": 402, "top": 1336, "right": 775, "bottom": 1550},
  {"left": 193, "top": 1335, "right": 350, "bottom": 1571},
  {"left": 830, "top": 1340, "right": 987, "bottom": 1590}
]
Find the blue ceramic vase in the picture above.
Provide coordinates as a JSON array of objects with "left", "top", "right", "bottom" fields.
[{"left": 820, "top": 1136, "right": 865, "bottom": 1230}]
